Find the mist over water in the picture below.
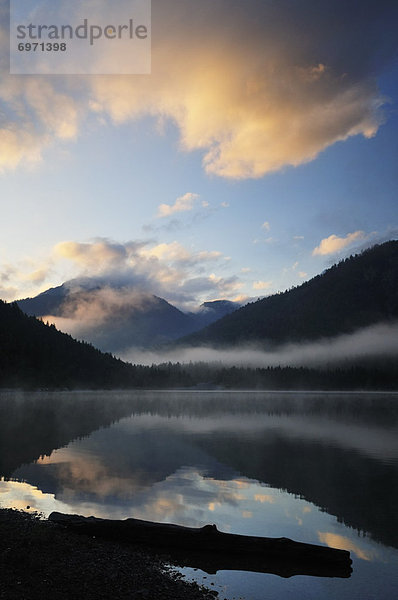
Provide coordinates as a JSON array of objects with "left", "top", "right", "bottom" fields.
[
  {"left": 121, "top": 321, "right": 398, "bottom": 367},
  {"left": 1, "top": 389, "right": 398, "bottom": 600}
]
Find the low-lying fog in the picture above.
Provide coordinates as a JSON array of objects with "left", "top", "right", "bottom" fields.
[{"left": 120, "top": 321, "right": 398, "bottom": 368}]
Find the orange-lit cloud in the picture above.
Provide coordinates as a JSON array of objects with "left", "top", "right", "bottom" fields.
[
  {"left": 312, "top": 231, "right": 366, "bottom": 255},
  {"left": 55, "top": 239, "right": 130, "bottom": 270},
  {"left": 0, "top": 69, "right": 80, "bottom": 172},
  {"left": 157, "top": 193, "right": 199, "bottom": 218},
  {"left": 87, "top": 0, "right": 392, "bottom": 179},
  {"left": 253, "top": 280, "right": 273, "bottom": 291},
  {"left": 1, "top": 232, "right": 242, "bottom": 307},
  {"left": 0, "top": 1, "right": 393, "bottom": 177}
]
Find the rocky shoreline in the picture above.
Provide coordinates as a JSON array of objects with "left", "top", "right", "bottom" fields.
[{"left": 0, "top": 509, "right": 221, "bottom": 600}]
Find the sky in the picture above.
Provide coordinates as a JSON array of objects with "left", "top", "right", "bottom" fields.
[{"left": 1, "top": 0, "right": 398, "bottom": 311}]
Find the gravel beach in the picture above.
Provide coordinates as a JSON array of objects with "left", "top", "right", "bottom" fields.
[{"left": 0, "top": 509, "right": 221, "bottom": 600}]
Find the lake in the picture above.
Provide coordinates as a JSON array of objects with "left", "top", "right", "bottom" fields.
[{"left": 1, "top": 390, "right": 397, "bottom": 599}]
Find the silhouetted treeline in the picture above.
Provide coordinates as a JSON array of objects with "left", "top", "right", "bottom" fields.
[
  {"left": 0, "top": 300, "right": 138, "bottom": 389},
  {"left": 180, "top": 241, "right": 398, "bottom": 347},
  {"left": 146, "top": 361, "right": 397, "bottom": 390},
  {"left": 0, "top": 300, "right": 397, "bottom": 390}
]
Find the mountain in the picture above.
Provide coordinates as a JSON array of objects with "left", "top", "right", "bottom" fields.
[
  {"left": 192, "top": 300, "right": 240, "bottom": 326},
  {"left": 178, "top": 241, "right": 398, "bottom": 347},
  {"left": 17, "top": 284, "right": 70, "bottom": 317},
  {"left": 1, "top": 299, "right": 396, "bottom": 390},
  {"left": 18, "top": 281, "right": 193, "bottom": 352},
  {"left": 16, "top": 280, "right": 240, "bottom": 353}
]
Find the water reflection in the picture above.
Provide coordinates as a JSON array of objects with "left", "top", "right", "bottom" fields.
[
  {"left": 2, "top": 390, "right": 398, "bottom": 598},
  {"left": 1, "top": 390, "right": 398, "bottom": 552}
]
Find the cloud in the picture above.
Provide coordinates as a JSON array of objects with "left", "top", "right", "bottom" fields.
[
  {"left": 157, "top": 192, "right": 199, "bottom": 218},
  {"left": 253, "top": 280, "right": 273, "bottom": 291},
  {"left": 0, "top": 284, "right": 19, "bottom": 301},
  {"left": 312, "top": 231, "right": 366, "bottom": 255},
  {"left": 121, "top": 321, "right": 398, "bottom": 367},
  {"left": 24, "top": 268, "right": 49, "bottom": 284},
  {"left": 177, "top": 273, "right": 243, "bottom": 298},
  {"left": 261, "top": 222, "right": 271, "bottom": 231},
  {"left": 140, "top": 241, "right": 191, "bottom": 263},
  {"left": 0, "top": 14, "right": 81, "bottom": 172},
  {"left": 52, "top": 237, "right": 240, "bottom": 309},
  {"left": 0, "top": 258, "right": 54, "bottom": 300},
  {"left": 55, "top": 239, "right": 131, "bottom": 270},
  {"left": 0, "top": 234, "right": 241, "bottom": 307},
  {"left": 1, "top": 0, "right": 396, "bottom": 177},
  {"left": 34, "top": 240, "right": 242, "bottom": 349},
  {"left": 41, "top": 285, "right": 165, "bottom": 350},
  {"left": 88, "top": 0, "right": 395, "bottom": 178},
  {"left": 343, "top": 228, "right": 398, "bottom": 256}
]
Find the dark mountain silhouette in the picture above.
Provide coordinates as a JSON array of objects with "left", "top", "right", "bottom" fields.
[
  {"left": 17, "top": 284, "right": 70, "bottom": 317},
  {"left": 0, "top": 299, "right": 396, "bottom": 390},
  {"left": 17, "top": 280, "right": 240, "bottom": 353},
  {"left": 179, "top": 241, "right": 398, "bottom": 347},
  {"left": 0, "top": 300, "right": 139, "bottom": 389}
]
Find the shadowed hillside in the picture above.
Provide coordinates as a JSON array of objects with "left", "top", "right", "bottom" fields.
[
  {"left": 0, "top": 300, "right": 139, "bottom": 389},
  {"left": 1, "top": 296, "right": 396, "bottom": 391},
  {"left": 16, "top": 281, "right": 240, "bottom": 352},
  {"left": 179, "top": 241, "right": 398, "bottom": 347}
]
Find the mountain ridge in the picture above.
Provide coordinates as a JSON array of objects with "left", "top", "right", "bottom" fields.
[
  {"left": 177, "top": 241, "right": 398, "bottom": 347},
  {"left": 1, "top": 297, "right": 396, "bottom": 391},
  {"left": 16, "top": 281, "right": 241, "bottom": 353}
]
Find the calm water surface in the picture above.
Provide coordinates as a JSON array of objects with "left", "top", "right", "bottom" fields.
[{"left": 1, "top": 390, "right": 397, "bottom": 599}]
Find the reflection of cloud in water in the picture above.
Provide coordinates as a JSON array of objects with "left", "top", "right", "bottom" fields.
[
  {"left": 2, "top": 461, "right": 287, "bottom": 533},
  {"left": 108, "top": 471, "right": 253, "bottom": 527},
  {"left": 5, "top": 394, "right": 398, "bottom": 562},
  {"left": 0, "top": 479, "right": 71, "bottom": 516},
  {"left": 1, "top": 467, "right": 267, "bottom": 529},
  {"left": 35, "top": 450, "right": 151, "bottom": 500},
  {"left": 318, "top": 532, "right": 376, "bottom": 562},
  {"left": 254, "top": 494, "right": 275, "bottom": 504}
]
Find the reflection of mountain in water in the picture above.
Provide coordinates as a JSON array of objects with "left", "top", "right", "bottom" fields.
[
  {"left": 2, "top": 391, "right": 398, "bottom": 550},
  {"left": 0, "top": 391, "right": 137, "bottom": 478},
  {"left": 197, "top": 431, "right": 398, "bottom": 550},
  {"left": 14, "top": 423, "right": 234, "bottom": 509}
]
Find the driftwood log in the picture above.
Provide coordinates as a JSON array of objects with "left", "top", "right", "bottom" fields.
[{"left": 48, "top": 512, "right": 352, "bottom": 579}]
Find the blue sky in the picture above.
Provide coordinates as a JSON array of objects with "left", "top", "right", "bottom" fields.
[{"left": 1, "top": 0, "right": 397, "bottom": 309}]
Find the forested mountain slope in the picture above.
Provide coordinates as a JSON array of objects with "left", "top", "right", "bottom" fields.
[{"left": 179, "top": 241, "right": 398, "bottom": 347}]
